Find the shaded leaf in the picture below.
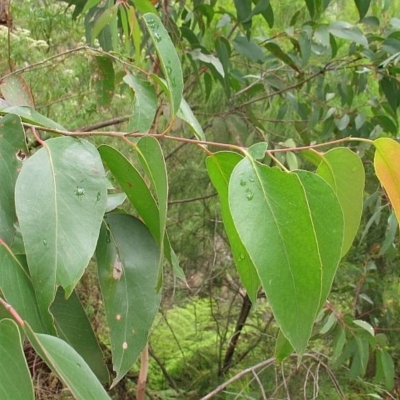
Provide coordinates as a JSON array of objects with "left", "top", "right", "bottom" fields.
[
  {"left": 376, "top": 349, "right": 395, "bottom": 390},
  {"left": 275, "top": 330, "right": 294, "bottom": 362},
  {"left": 106, "top": 193, "right": 127, "bottom": 212},
  {"left": 91, "top": 56, "right": 115, "bottom": 109},
  {"left": 0, "top": 319, "right": 34, "bottom": 400},
  {"left": 355, "top": 0, "right": 371, "bottom": 20},
  {"left": 99, "top": 145, "right": 182, "bottom": 279},
  {"left": 328, "top": 21, "right": 368, "bottom": 48},
  {"left": 264, "top": 42, "right": 299, "bottom": 72},
  {"left": 91, "top": 4, "right": 118, "bottom": 41},
  {"left": 177, "top": 97, "right": 205, "bottom": 141},
  {"left": 142, "top": 13, "right": 183, "bottom": 114},
  {"left": 15, "top": 137, "right": 107, "bottom": 318},
  {"left": 0, "top": 245, "right": 50, "bottom": 333},
  {"left": 0, "top": 75, "right": 34, "bottom": 108},
  {"left": 233, "top": 35, "right": 266, "bottom": 63},
  {"left": 96, "top": 214, "right": 161, "bottom": 387},
  {"left": 206, "top": 152, "right": 260, "bottom": 304},
  {"left": 229, "top": 159, "right": 343, "bottom": 353},
  {"left": 316, "top": 148, "right": 365, "bottom": 256},
  {"left": 124, "top": 74, "right": 157, "bottom": 133},
  {"left": 248, "top": 142, "right": 268, "bottom": 160},
  {"left": 0, "top": 113, "right": 28, "bottom": 155},
  {"left": 51, "top": 288, "right": 109, "bottom": 383},
  {"left": 24, "top": 323, "right": 110, "bottom": 399},
  {"left": 374, "top": 138, "right": 400, "bottom": 225},
  {"left": 0, "top": 139, "right": 19, "bottom": 245}
]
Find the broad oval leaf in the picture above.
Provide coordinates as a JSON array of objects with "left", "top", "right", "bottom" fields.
[
  {"left": 0, "top": 319, "right": 34, "bottom": 400},
  {"left": 0, "top": 113, "right": 28, "bottom": 155},
  {"left": 328, "top": 21, "right": 368, "bottom": 48},
  {"left": 229, "top": 158, "right": 344, "bottom": 354},
  {"left": 0, "top": 75, "right": 35, "bottom": 108},
  {"left": 374, "top": 138, "right": 400, "bottom": 225},
  {"left": 316, "top": 148, "right": 365, "bottom": 256},
  {"left": 24, "top": 323, "right": 110, "bottom": 399},
  {"left": 142, "top": 13, "right": 183, "bottom": 115},
  {"left": 15, "top": 137, "right": 107, "bottom": 315},
  {"left": 206, "top": 152, "right": 260, "bottom": 304},
  {"left": 96, "top": 214, "right": 161, "bottom": 387}
]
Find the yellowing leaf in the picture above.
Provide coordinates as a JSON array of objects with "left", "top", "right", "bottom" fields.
[{"left": 374, "top": 138, "right": 400, "bottom": 225}]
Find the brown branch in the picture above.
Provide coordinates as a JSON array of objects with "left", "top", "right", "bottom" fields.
[
  {"left": 136, "top": 344, "right": 149, "bottom": 400},
  {"left": 75, "top": 116, "right": 131, "bottom": 132},
  {"left": 219, "top": 293, "right": 252, "bottom": 376},
  {"left": 168, "top": 193, "right": 217, "bottom": 205}
]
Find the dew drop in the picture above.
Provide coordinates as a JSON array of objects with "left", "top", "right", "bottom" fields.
[
  {"left": 75, "top": 187, "right": 85, "bottom": 197},
  {"left": 239, "top": 253, "right": 245, "bottom": 260},
  {"left": 43, "top": 239, "right": 48, "bottom": 246},
  {"left": 240, "top": 179, "right": 246, "bottom": 187},
  {"left": 246, "top": 191, "right": 254, "bottom": 201},
  {"left": 154, "top": 32, "right": 162, "bottom": 42},
  {"left": 249, "top": 178, "right": 255, "bottom": 182},
  {"left": 166, "top": 66, "right": 172, "bottom": 74}
]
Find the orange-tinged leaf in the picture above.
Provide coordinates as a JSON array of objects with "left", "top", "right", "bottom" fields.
[{"left": 374, "top": 138, "right": 400, "bottom": 224}]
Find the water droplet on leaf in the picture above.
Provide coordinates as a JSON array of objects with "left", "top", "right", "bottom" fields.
[
  {"left": 240, "top": 179, "right": 246, "bottom": 187},
  {"left": 154, "top": 32, "right": 162, "bottom": 42},
  {"left": 43, "top": 239, "right": 47, "bottom": 246}
]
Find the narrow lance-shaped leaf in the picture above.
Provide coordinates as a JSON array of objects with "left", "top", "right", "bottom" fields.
[
  {"left": 229, "top": 158, "right": 343, "bottom": 354},
  {"left": 0, "top": 319, "right": 34, "bottom": 400},
  {"left": 51, "top": 288, "right": 109, "bottom": 383},
  {"left": 91, "top": 56, "right": 115, "bottom": 109},
  {"left": 0, "top": 106, "right": 66, "bottom": 131},
  {"left": 96, "top": 214, "right": 161, "bottom": 387},
  {"left": 124, "top": 74, "right": 157, "bottom": 133},
  {"left": 142, "top": 13, "right": 183, "bottom": 115},
  {"left": 316, "top": 148, "right": 365, "bottom": 256},
  {"left": 177, "top": 97, "right": 206, "bottom": 141},
  {"left": 24, "top": 322, "right": 111, "bottom": 400},
  {"left": 99, "top": 145, "right": 184, "bottom": 280},
  {"left": 374, "top": 138, "right": 400, "bottom": 225},
  {"left": 206, "top": 152, "right": 260, "bottom": 304},
  {"left": 15, "top": 137, "right": 107, "bottom": 317},
  {"left": 136, "top": 136, "right": 168, "bottom": 266},
  {"left": 0, "top": 139, "right": 19, "bottom": 245}
]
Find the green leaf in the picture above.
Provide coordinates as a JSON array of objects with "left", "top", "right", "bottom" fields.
[
  {"left": 136, "top": 136, "right": 168, "bottom": 267},
  {"left": 373, "top": 138, "right": 400, "bottom": 225},
  {"left": 353, "top": 319, "right": 374, "bottom": 336},
  {"left": 206, "top": 152, "right": 260, "bottom": 304},
  {"left": 0, "top": 139, "right": 19, "bottom": 245},
  {"left": 177, "top": 97, "right": 206, "bottom": 141},
  {"left": 91, "top": 4, "right": 118, "bottom": 41},
  {"left": 91, "top": 56, "right": 115, "bottom": 109},
  {"left": 0, "top": 75, "right": 34, "bottom": 108},
  {"left": 132, "top": 0, "right": 157, "bottom": 14},
  {"left": 234, "top": 0, "right": 252, "bottom": 29},
  {"left": 0, "top": 319, "right": 34, "bottom": 400},
  {"left": 275, "top": 330, "right": 294, "bottom": 362},
  {"left": 51, "top": 288, "right": 109, "bottom": 383},
  {"left": 0, "top": 246, "right": 50, "bottom": 333},
  {"left": 142, "top": 13, "right": 183, "bottom": 115},
  {"left": 328, "top": 21, "right": 368, "bottom": 48},
  {"left": 233, "top": 35, "right": 266, "bottom": 63},
  {"left": 354, "top": 0, "right": 371, "bottom": 20},
  {"left": 248, "top": 142, "right": 268, "bottom": 160},
  {"left": 96, "top": 214, "right": 161, "bottom": 387},
  {"left": 264, "top": 42, "right": 299, "bottom": 72},
  {"left": 0, "top": 114, "right": 28, "bottom": 155},
  {"left": 380, "top": 76, "right": 399, "bottom": 113},
  {"left": 316, "top": 148, "right": 365, "bottom": 256},
  {"left": 24, "top": 322, "right": 111, "bottom": 399},
  {"left": 106, "top": 193, "right": 127, "bottom": 212},
  {"left": 376, "top": 349, "right": 395, "bottom": 390},
  {"left": 15, "top": 137, "right": 107, "bottom": 317},
  {"left": 124, "top": 74, "right": 157, "bottom": 133},
  {"left": 243, "top": 0, "right": 270, "bottom": 23},
  {"left": 0, "top": 106, "right": 66, "bottom": 131},
  {"left": 98, "top": 145, "right": 182, "bottom": 279},
  {"left": 229, "top": 159, "right": 344, "bottom": 354}
]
